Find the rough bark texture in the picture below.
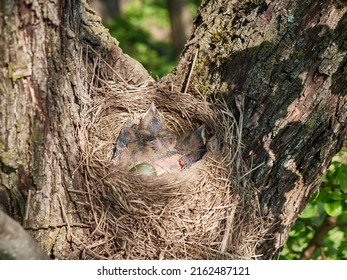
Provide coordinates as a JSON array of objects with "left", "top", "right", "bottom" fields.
[
  {"left": 0, "top": 0, "right": 149, "bottom": 259},
  {"left": 162, "top": 0, "right": 347, "bottom": 257},
  {"left": 0, "top": 0, "right": 346, "bottom": 259}
]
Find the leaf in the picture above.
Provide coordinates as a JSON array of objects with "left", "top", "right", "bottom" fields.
[
  {"left": 341, "top": 200, "right": 347, "bottom": 213},
  {"left": 288, "top": 222, "right": 305, "bottom": 237},
  {"left": 337, "top": 165, "right": 347, "bottom": 193},
  {"left": 300, "top": 203, "right": 318, "bottom": 218},
  {"left": 329, "top": 189, "right": 344, "bottom": 201},
  {"left": 324, "top": 201, "right": 343, "bottom": 216}
]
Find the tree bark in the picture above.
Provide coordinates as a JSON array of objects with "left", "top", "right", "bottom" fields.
[
  {"left": 162, "top": 0, "right": 347, "bottom": 258},
  {"left": 0, "top": 0, "right": 149, "bottom": 259},
  {"left": 0, "top": 0, "right": 346, "bottom": 259}
]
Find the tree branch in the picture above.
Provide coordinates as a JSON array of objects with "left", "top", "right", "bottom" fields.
[
  {"left": 300, "top": 215, "right": 337, "bottom": 260},
  {"left": 0, "top": 211, "right": 49, "bottom": 260}
]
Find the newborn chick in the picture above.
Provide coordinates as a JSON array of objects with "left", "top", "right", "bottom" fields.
[
  {"left": 179, "top": 149, "right": 207, "bottom": 169},
  {"left": 139, "top": 101, "right": 166, "bottom": 138},
  {"left": 113, "top": 123, "right": 138, "bottom": 164},
  {"left": 113, "top": 103, "right": 207, "bottom": 175},
  {"left": 177, "top": 124, "right": 206, "bottom": 151},
  {"left": 151, "top": 150, "right": 184, "bottom": 175}
]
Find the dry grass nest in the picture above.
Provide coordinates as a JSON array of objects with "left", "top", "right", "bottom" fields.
[{"left": 75, "top": 51, "right": 268, "bottom": 260}]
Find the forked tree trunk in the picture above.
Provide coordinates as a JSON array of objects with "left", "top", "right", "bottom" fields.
[{"left": 0, "top": 0, "right": 346, "bottom": 259}]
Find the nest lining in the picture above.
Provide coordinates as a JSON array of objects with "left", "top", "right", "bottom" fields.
[{"left": 75, "top": 51, "right": 269, "bottom": 259}]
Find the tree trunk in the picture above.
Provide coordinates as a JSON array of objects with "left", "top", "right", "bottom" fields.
[
  {"left": 163, "top": 0, "right": 347, "bottom": 257},
  {"left": 167, "top": 0, "right": 193, "bottom": 56},
  {"left": 0, "top": 0, "right": 346, "bottom": 259},
  {"left": 89, "top": 0, "right": 125, "bottom": 21},
  {"left": 0, "top": 0, "right": 149, "bottom": 259}
]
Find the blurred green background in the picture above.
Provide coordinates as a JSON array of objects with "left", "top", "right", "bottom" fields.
[
  {"left": 93, "top": 0, "right": 200, "bottom": 77},
  {"left": 90, "top": 0, "right": 347, "bottom": 259}
]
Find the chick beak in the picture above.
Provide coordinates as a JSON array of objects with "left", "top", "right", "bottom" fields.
[
  {"left": 181, "top": 124, "right": 207, "bottom": 150},
  {"left": 140, "top": 101, "right": 165, "bottom": 136},
  {"left": 144, "top": 101, "right": 158, "bottom": 120},
  {"left": 149, "top": 101, "right": 156, "bottom": 113},
  {"left": 193, "top": 124, "right": 206, "bottom": 146}
]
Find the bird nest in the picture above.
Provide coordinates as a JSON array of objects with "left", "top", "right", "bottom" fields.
[{"left": 75, "top": 49, "right": 268, "bottom": 259}]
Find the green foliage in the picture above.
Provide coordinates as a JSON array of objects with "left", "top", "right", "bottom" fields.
[
  {"left": 281, "top": 141, "right": 347, "bottom": 259},
  {"left": 104, "top": 0, "right": 199, "bottom": 77},
  {"left": 105, "top": 1, "right": 174, "bottom": 77},
  {"left": 106, "top": 16, "right": 175, "bottom": 77}
]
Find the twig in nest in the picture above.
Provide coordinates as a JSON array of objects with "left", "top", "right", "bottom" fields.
[
  {"left": 184, "top": 49, "right": 199, "bottom": 94},
  {"left": 220, "top": 203, "right": 237, "bottom": 253},
  {"left": 24, "top": 189, "right": 32, "bottom": 223},
  {"left": 86, "top": 45, "right": 129, "bottom": 86},
  {"left": 58, "top": 194, "right": 72, "bottom": 241},
  {"left": 58, "top": 194, "right": 108, "bottom": 259}
]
